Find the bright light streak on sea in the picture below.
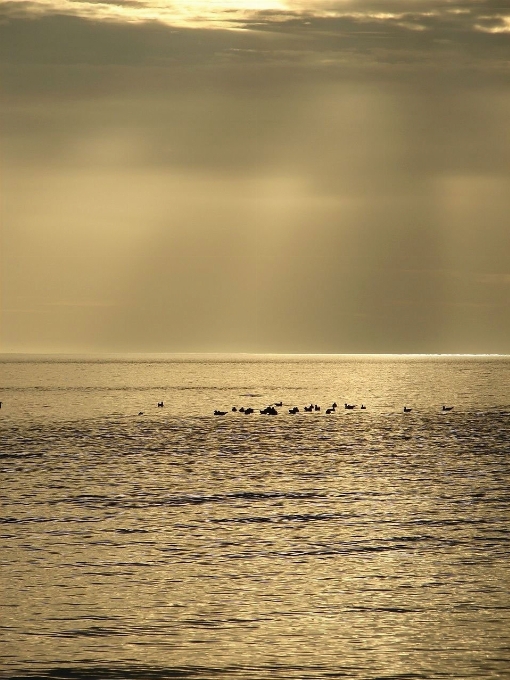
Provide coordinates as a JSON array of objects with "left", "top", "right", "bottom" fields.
[{"left": 1, "top": 354, "right": 509, "bottom": 679}]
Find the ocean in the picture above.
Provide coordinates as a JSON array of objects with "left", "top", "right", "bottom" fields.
[{"left": 1, "top": 355, "right": 509, "bottom": 679}]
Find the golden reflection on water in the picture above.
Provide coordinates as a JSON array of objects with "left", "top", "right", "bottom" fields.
[{"left": 1, "top": 357, "right": 509, "bottom": 678}]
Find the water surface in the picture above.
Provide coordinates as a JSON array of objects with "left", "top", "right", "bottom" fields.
[{"left": 1, "top": 355, "right": 509, "bottom": 679}]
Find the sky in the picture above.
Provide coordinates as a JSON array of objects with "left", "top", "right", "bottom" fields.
[{"left": 1, "top": 0, "right": 509, "bottom": 354}]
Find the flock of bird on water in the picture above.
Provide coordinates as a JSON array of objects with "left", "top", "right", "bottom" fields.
[
  {"left": 210, "top": 403, "right": 454, "bottom": 416},
  {"left": 138, "top": 402, "right": 454, "bottom": 416},
  {"left": 0, "top": 401, "right": 454, "bottom": 417}
]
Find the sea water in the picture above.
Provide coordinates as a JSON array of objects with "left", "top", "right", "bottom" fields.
[{"left": 1, "top": 355, "right": 509, "bottom": 679}]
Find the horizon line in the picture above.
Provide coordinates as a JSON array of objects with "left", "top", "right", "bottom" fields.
[{"left": 1, "top": 352, "right": 508, "bottom": 358}]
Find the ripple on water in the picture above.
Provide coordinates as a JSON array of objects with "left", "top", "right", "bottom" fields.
[{"left": 1, "top": 359, "right": 509, "bottom": 679}]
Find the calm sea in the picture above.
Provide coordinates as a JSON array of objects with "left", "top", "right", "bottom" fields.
[{"left": 1, "top": 355, "right": 509, "bottom": 680}]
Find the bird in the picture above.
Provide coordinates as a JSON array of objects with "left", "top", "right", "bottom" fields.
[
  {"left": 274, "top": 401, "right": 283, "bottom": 407},
  {"left": 289, "top": 406, "right": 299, "bottom": 414},
  {"left": 403, "top": 407, "right": 412, "bottom": 413},
  {"left": 157, "top": 401, "right": 164, "bottom": 407},
  {"left": 314, "top": 405, "right": 320, "bottom": 411},
  {"left": 138, "top": 411, "right": 144, "bottom": 416},
  {"left": 232, "top": 407, "right": 237, "bottom": 412},
  {"left": 214, "top": 410, "right": 227, "bottom": 416},
  {"left": 442, "top": 405, "right": 454, "bottom": 412},
  {"left": 361, "top": 404, "right": 366, "bottom": 410},
  {"left": 345, "top": 403, "right": 356, "bottom": 409}
]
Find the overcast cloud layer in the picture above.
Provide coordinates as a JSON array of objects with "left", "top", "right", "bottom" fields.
[{"left": 1, "top": 0, "right": 509, "bottom": 353}]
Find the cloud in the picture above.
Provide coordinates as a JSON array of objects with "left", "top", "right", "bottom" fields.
[
  {"left": 1, "top": 2, "right": 509, "bottom": 353},
  {"left": 1, "top": 0, "right": 506, "bottom": 33},
  {"left": 1, "top": 0, "right": 509, "bottom": 75}
]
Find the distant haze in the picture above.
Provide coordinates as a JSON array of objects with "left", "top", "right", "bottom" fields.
[{"left": 1, "top": 0, "right": 509, "bottom": 353}]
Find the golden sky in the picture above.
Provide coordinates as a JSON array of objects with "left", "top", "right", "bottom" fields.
[{"left": 1, "top": 0, "right": 509, "bottom": 352}]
